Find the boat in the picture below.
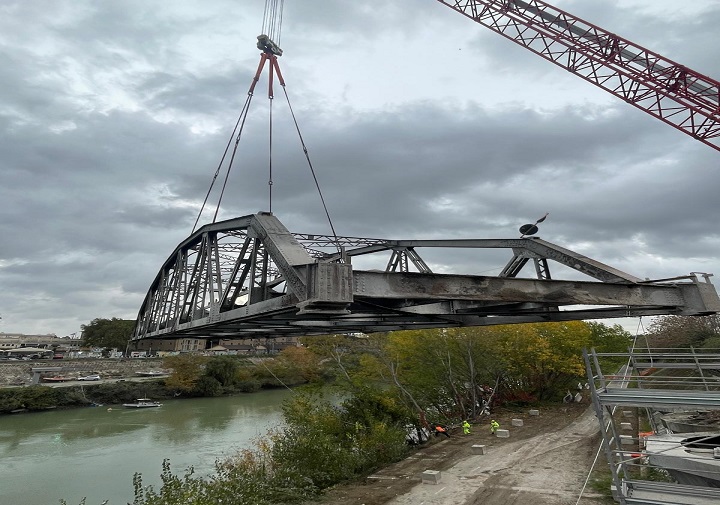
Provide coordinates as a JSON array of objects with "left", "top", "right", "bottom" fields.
[
  {"left": 123, "top": 398, "right": 163, "bottom": 408},
  {"left": 136, "top": 370, "right": 167, "bottom": 377},
  {"left": 42, "top": 376, "right": 72, "bottom": 382}
]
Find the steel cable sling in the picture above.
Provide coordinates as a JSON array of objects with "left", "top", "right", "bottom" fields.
[{"left": 192, "top": 0, "right": 342, "bottom": 257}]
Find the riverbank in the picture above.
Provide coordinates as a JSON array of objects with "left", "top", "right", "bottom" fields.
[
  {"left": 0, "top": 353, "right": 311, "bottom": 414},
  {"left": 0, "top": 358, "right": 165, "bottom": 386},
  {"left": 312, "top": 402, "right": 611, "bottom": 505}
]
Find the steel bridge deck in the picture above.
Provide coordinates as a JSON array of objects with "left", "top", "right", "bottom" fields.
[{"left": 133, "top": 213, "right": 720, "bottom": 340}]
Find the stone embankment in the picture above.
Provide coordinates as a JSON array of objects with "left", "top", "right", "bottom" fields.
[{"left": 0, "top": 359, "right": 165, "bottom": 386}]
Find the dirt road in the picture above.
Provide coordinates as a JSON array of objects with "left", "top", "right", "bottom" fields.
[{"left": 316, "top": 402, "right": 611, "bottom": 505}]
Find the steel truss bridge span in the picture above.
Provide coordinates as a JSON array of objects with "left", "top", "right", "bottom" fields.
[{"left": 132, "top": 213, "right": 720, "bottom": 340}]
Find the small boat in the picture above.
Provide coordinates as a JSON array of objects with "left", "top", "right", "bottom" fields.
[
  {"left": 136, "top": 371, "right": 166, "bottom": 377},
  {"left": 43, "top": 376, "right": 72, "bottom": 382},
  {"left": 123, "top": 398, "right": 163, "bottom": 408}
]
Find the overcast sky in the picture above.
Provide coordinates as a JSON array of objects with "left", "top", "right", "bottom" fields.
[{"left": 2, "top": 0, "right": 719, "bottom": 338}]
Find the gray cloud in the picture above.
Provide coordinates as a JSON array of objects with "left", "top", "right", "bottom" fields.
[{"left": 1, "top": 0, "right": 718, "bottom": 336}]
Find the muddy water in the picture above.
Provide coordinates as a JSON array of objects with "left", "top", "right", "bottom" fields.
[{"left": 0, "top": 389, "right": 292, "bottom": 505}]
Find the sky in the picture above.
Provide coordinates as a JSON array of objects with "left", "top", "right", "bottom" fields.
[{"left": 1, "top": 0, "right": 719, "bottom": 338}]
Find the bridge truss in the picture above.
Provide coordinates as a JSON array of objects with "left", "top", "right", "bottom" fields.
[{"left": 132, "top": 213, "right": 720, "bottom": 340}]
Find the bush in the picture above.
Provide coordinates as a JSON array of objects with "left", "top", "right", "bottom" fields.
[
  {"left": 0, "top": 386, "right": 62, "bottom": 413},
  {"left": 193, "top": 376, "right": 222, "bottom": 397},
  {"left": 128, "top": 389, "right": 411, "bottom": 504}
]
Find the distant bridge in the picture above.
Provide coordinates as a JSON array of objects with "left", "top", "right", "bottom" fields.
[{"left": 132, "top": 212, "right": 720, "bottom": 341}]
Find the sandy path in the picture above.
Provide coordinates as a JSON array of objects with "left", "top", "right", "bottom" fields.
[{"left": 387, "top": 407, "right": 608, "bottom": 505}]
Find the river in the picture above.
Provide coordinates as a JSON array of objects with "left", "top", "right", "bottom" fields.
[{"left": 0, "top": 388, "right": 293, "bottom": 505}]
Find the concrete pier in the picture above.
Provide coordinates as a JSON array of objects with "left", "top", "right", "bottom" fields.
[
  {"left": 421, "top": 470, "right": 442, "bottom": 484},
  {"left": 472, "top": 444, "right": 486, "bottom": 455}
]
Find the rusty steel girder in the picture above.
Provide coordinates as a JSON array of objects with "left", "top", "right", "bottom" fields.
[{"left": 132, "top": 213, "right": 720, "bottom": 340}]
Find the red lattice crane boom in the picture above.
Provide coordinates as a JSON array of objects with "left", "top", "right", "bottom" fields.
[{"left": 437, "top": 0, "right": 720, "bottom": 152}]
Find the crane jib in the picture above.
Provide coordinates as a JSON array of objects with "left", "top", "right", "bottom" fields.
[{"left": 436, "top": 0, "right": 720, "bottom": 150}]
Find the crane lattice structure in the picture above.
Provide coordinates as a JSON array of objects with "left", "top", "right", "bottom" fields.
[{"left": 437, "top": 0, "right": 720, "bottom": 152}]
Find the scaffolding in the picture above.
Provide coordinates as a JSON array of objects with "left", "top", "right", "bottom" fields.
[{"left": 584, "top": 348, "right": 720, "bottom": 505}]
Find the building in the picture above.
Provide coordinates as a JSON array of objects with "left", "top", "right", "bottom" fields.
[
  {"left": 130, "top": 335, "right": 300, "bottom": 355},
  {"left": 0, "top": 332, "right": 82, "bottom": 353},
  {"left": 131, "top": 337, "right": 205, "bottom": 354}
]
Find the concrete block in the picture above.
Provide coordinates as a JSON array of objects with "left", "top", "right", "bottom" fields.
[
  {"left": 511, "top": 418, "right": 524, "bottom": 427},
  {"left": 620, "top": 422, "right": 632, "bottom": 431},
  {"left": 495, "top": 429, "right": 510, "bottom": 438},
  {"left": 622, "top": 410, "right": 633, "bottom": 418},
  {"left": 529, "top": 409, "right": 540, "bottom": 416},
  {"left": 472, "top": 444, "right": 486, "bottom": 455},
  {"left": 421, "top": 470, "right": 442, "bottom": 484},
  {"left": 620, "top": 435, "right": 634, "bottom": 446}
]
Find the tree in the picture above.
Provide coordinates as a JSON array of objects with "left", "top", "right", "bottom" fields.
[
  {"left": 645, "top": 315, "right": 720, "bottom": 349},
  {"left": 81, "top": 317, "right": 135, "bottom": 350},
  {"left": 163, "top": 354, "right": 207, "bottom": 393},
  {"left": 301, "top": 334, "right": 370, "bottom": 383},
  {"left": 493, "top": 321, "right": 592, "bottom": 401},
  {"left": 272, "top": 346, "right": 322, "bottom": 383},
  {"left": 204, "top": 356, "right": 241, "bottom": 388}
]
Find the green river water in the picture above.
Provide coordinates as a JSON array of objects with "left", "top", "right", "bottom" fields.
[{"left": 0, "top": 388, "right": 293, "bottom": 505}]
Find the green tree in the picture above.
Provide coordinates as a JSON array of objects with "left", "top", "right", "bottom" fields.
[
  {"left": 350, "top": 321, "right": 610, "bottom": 416},
  {"left": 587, "top": 321, "right": 634, "bottom": 369},
  {"left": 493, "top": 321, "right": 591, "bottom": 401},
  {"left": 204, "top": 356, "right": 241, "bottom": 388},
  {"left": 80, "top": 317, "right": 135, "bottom": 351},
  {"left": 163, "top": 354, "right": 207, "bottom": 394}
]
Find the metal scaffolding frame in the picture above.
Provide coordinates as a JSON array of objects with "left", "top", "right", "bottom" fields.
[{"left": 584, "top": 348, "right": 720, "bottom": 505}]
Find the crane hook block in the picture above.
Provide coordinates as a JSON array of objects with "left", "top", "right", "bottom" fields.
[{"left": 257, "top": 34, "right": 283, "bottom": 56}]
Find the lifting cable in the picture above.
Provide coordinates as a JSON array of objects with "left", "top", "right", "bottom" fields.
[
  {"left": 191, "top": 93, "right": 255, "bottom": 233},
  {"left": 279, "top": 84, "right": 340, "bottom": 248},
  {"left": 192, "top": 0, "right": 342, "bottom": 257}
]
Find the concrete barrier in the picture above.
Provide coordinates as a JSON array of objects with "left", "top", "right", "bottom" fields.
[
  {"left": 472, "top": 444, "right": 486, "bottom": 455},
  {"left": 421, "top": 470, "right": 442, "bottom": 484},
  {"left": 495, "top": 429, "right": 510, "bottom": 438},
  {"left": 529, "top": 409, "right": 540, "bottom": 416},
  {"left": 511, "top": 418, "right": 523, "bottom": 427}
]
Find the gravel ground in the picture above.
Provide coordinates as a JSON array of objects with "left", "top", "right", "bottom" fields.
[{"left": 313, "top": 402, "right": 613, "bottom": 505}]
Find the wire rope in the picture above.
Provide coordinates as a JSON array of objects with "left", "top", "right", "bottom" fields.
[
  {"left": 192, "top": 93, "right": 254, "bottom": 233},
  {"left": 195, "top": 0, "right": 341, "bottom": 252},
  {"left": 212, "top": 99, "right": 256, "bottom": 223},
  {"left": 261, "top": 0, "right": 284, "bottom": 44},
  {"left": 280, "top": 85, "right": 342, "bottom": 254},
  {"left": 268, "top": 84, "right": 274, "bottom": 212}
]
